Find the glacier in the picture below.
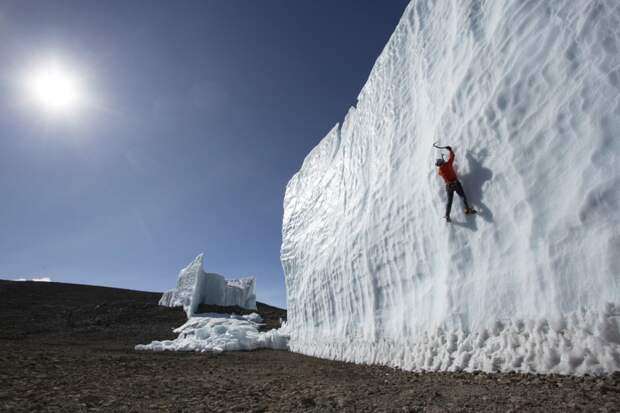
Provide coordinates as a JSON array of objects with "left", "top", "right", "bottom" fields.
[
  {"left": 137, "top": 254, "right": 289, "bottom": 352},
  {"left": 281, "top": 0, "right": 620, "bottom": 375},
  {"left": 159, "top": 254, "right": 257, "bottom": 317}
]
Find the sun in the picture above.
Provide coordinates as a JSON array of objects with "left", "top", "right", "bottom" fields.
[{"left": 25, "top": 60, "right": 84, "bottom": 116}]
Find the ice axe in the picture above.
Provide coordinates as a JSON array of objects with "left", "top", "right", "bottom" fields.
[{"left": 433, "top": 142, "right": 449, "bottom": 162}]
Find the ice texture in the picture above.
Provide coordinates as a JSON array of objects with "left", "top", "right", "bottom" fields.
[
  {"left": 135, "top": 313, "right": 289, "bottom": 352},
  {"left": 139, "top": 255, "right": 287, "bottom": 353},
  {"left": 159, "top": 254, "right": 256, "bottom": 317},
  {"left": 281, "top": 0, "right": 620, "bottom": 375}
]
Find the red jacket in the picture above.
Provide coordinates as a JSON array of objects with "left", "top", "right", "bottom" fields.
[{"left": 438, "top": 150, "right": 458, "bottom": 184}]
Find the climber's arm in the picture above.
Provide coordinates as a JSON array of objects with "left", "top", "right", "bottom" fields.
[{"left": 446, "top": 146, "right": 455, "bottom": 165}]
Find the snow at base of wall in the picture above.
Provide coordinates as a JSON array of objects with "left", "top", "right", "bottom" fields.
[
  {"left": 281, "top": 0, "right": 620, "bottom": 375},
  {"left": 291, "top": 304, "right": 620, "bottom": 376},
  {"left": 135, "top": 313, "right": 289, "bottom": 353},
  {"left": 159, "top": 254, "right": 256, "bottom": 317}
]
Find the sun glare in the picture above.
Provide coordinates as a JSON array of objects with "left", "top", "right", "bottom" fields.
[{"left": 25, "top": 60, "right": 84, "bottom": 116}]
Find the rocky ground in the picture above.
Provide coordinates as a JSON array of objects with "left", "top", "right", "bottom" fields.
[{"left": 1, "top": 280, "right": 619, "bottom": 412}]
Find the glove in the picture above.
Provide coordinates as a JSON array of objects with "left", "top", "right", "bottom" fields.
[{"left": 445, "top": 146, "right": 452, "bottom": 151}]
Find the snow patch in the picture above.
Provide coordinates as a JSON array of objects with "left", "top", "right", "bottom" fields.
[{"left": 14, "top": 277, "right": 51, "bottom": 282}]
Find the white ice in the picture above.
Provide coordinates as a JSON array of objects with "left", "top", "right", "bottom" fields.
[
  {"left": 135, "top": 313, "right": 289, "bottom": 352},
  {"left": 281, "top": 0, "right": 620, "bottom": 375},
  {"left": 159, "top": 254, "right": 257, "bottom": 317},
  {"left": 139, "top": 254, "right": 287, "bottom": 353}
]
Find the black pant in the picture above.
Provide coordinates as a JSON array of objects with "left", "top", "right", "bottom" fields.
[{"left": 445, "top": 180, "right": 470, "bottom": 218}]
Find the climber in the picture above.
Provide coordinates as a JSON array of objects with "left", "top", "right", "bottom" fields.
[{"left": 435, "top": 145, "right": 476, "bottom": 222}]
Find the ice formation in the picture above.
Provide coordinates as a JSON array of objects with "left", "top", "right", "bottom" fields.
[
  {"left": 139, "top": 254, "right": 288, "bottom": 353},
  {"left": 282, "top": 0, "right": 620, "bottom": 375},
  {"left": 159, "top": 254, "right": 256, "bottom": 317},
  {"left": 135, "top": 313, "right": 289, "bottom": 352}
]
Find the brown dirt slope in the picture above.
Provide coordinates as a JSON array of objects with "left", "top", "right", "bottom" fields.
[
  {"left": 1, "top": 280, "right": 619, "bottom": 412},
  {"left": 0, "top": 280, "right": 284, "bottom": 344}
]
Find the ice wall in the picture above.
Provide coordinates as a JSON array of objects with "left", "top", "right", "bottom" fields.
[
  {"left": 160, "top": 254, "right": 256, "bottom": 316},
  {"left": 282, "top": 0, "right": 620, "bottom": 375}
]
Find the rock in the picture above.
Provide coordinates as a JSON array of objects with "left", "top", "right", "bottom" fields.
[
  {"left": 300, "top": 397, "right": 316, "bottom": 408},
  {"left": 337, "top": 398, "right": 349, "bottom": 408}
]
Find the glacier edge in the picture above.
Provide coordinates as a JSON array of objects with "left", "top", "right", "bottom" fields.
[{"left": 281, "top": 0, "right": 620, "bottom": 375}]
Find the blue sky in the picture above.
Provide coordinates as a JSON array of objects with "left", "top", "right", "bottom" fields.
[{"left": 0, "top": 0, "right": 408, "bottom": 308}]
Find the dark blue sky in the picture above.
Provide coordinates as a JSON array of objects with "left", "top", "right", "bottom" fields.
[{"left": 0, "top": 0, "right": 408, "bottom": 307}]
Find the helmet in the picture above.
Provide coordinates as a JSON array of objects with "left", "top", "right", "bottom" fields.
[{"left": 435, "top": 158, "right": 445, "bottom": 166}]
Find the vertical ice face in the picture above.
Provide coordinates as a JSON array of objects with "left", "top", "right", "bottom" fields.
[
  {"left": 282, "top": 0, "right": 620, "bottom": 375},
  {"left": 160, "top": 254, "right": 257, "bottom": 316}
]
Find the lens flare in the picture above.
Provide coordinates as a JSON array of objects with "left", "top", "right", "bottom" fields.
[{"left": 25, "top": 60, "right": 84, "bottom": 115}]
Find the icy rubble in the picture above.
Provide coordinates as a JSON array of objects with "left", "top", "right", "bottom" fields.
[
  {"left": 137, "top": 254, "right": 288, "bottom": 352},
  {"left": 135, "top": 313, "right": 289, "bottom": 352},
  {"left": 159, "top": 254, "right": 256, "bottom": 317},
  {"left": 281, "top": 0, "right": 620, "bottom": 374}
]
